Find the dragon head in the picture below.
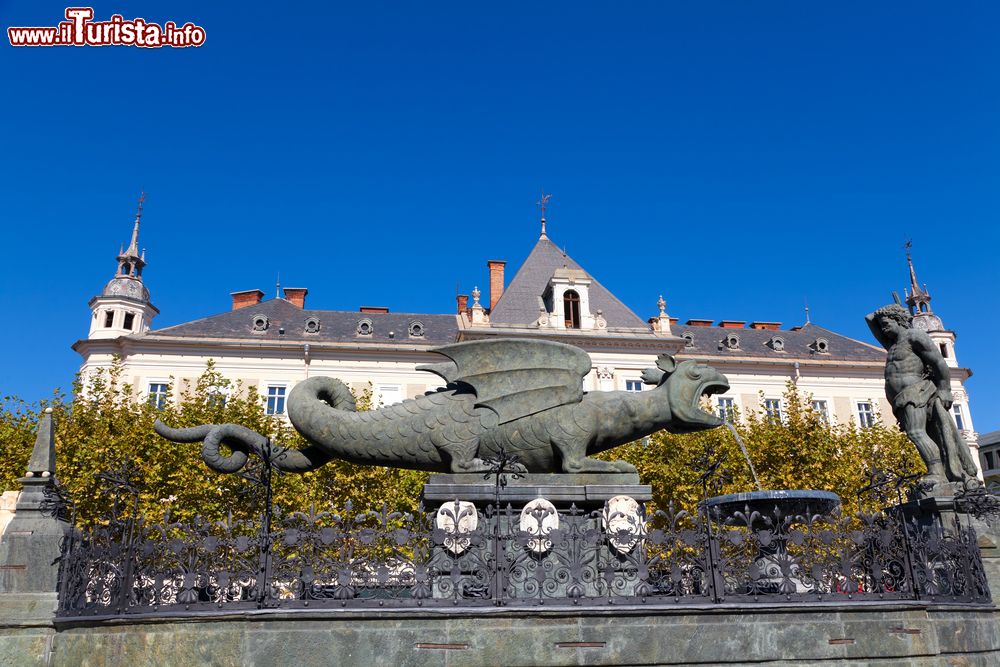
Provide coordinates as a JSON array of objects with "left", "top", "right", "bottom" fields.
[{"left": 642, "top": 354, "right": 730, "bottom": 433}]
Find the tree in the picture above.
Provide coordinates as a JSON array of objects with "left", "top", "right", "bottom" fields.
[{"left": 603, "top": 382, "right": 924, "bottom": 514}]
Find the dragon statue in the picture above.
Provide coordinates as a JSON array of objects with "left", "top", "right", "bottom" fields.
[{"left": 154, "top": 338, "right": 730, "bottom": 475}]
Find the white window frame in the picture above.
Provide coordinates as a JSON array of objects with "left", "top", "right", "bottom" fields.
[
  {"left": 624, "top": 379, "right": 644, "bottom": 392},
  {"left": 717, "top": 396, "right": 735, "bottom": 422},
  {"left": 147, "top": 380, "right": 170, "bottom": 410},
  {"left": 811, "top": 399, "right": 830, "bottom": 423},
  {"left": 206, "top": 384, "right": 230, "bottom": 409},
  {"left": 952, "top": 403, "right": 966, "bottom": 431},
  {"left": 856, "top": 401, "right": 876, "bottom": 428},
  {"left": 763, "top": 398, "right": 783, "bottom": 422},
  {"left": 265, "top": 383, "right": 288, "bottom": 416}
]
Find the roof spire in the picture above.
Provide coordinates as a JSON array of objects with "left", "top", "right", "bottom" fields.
[
  {"left": 537, "top": 191, "right": 551, "bottom": 239},
  {"left": 804, "top": 297, "right": 811, "bottom": 324},
  {"left": 125, "top": 191, "right": 145, "bottom": 257},
  {"left": 275, "top": 272, "right": 281, "bottom": 299},
  {"left": 903, "top": 239, "right": 932, "bottom": 314}
]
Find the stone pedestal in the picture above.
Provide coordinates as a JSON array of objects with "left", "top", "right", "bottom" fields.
[{"left": 422, "top": 474, "right": 653, "bottom": 601}]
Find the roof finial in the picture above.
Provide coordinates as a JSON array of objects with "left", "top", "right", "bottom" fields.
[
  {"left": 275, "top": 272, "right": 281, "bottom": 299},
  {"left": 125, "top": 191, "right": 145, "bottom": 256},
  {"left": 903, "top": 239, "right": 933, "bottom": 314},
  {"left": 804, "top": 297, "right": 811, "bottom": 324},
  {"left": 537, "top": 191, "right": 552, "bottom": 239},
  {"left": 904, "top": 238, "right": 920, "bottom": 293}
]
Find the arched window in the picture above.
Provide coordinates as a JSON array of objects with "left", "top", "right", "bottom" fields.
[{"left": 563, "top": 290, "right": 581, "bottom": 329}]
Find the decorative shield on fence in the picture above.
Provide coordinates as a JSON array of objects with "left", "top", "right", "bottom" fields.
[
  {"left": 603, "top": 495, "right": 644, "bottom": 554},
  {"left": 435, "top": 499, "right": 478, "bottom": 554},
  {"left": 520, "top": 498, "right": 558, "bottom": 553}
]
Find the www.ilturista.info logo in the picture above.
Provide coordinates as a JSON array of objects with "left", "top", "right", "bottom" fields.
[{"left": 8, "top": 7, "right": 206, "bottom": 48}]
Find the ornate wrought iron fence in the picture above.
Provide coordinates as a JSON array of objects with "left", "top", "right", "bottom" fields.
[{"left": 55, "top": 488, "right": 990, "bottom": 617}]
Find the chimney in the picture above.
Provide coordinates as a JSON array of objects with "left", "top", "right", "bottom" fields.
[
  {"left": 359, "top": 306, "right": 390, "bottom": 313},
  {"left": 749, "top": 321, "right": 782, "bottom": 331},
  {"left": 487, "top": 260, "right": 506, "bottom": 310},
  {"left": 456, "top": 294, "right": 469, "bottom": 314},
  {"left": 719, "top": 320, "right": 746, "bottom": 329},
  {"left": 685, "top": 319, "right": 714, "bottom": 327},
  {"left": 283, "top": 287, "right": 308, "bottom": 308},
  {"left": 231, "top": 289, "right": 264, "bottom": 311}
]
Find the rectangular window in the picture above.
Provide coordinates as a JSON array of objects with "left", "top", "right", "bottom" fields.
[
  {"left": 104, "top": 311, "right": 114, "bottom": 327},
  {"left": 939, "top": 343, "right": 949, "bottom": 359},
  {"left": 375, "top": 384, "right": 403, "bottom": 406},
  {"left": 717, "top": 397, "right": 735, "bottom": 421},
  {"left": 625, "top": 380, "right": 644, "bottom": 392},
  {"left": 148, "top": 382, "right": 169, "bottom": 410},
  {"left": 811, "top": 400, "right": 830, "bottom": 422},
  {"left": 986, "top": 451, "right": 996, "bottom": 471},
  {"left": 207, "top": 386, "right": 229, "bottom": 409},
  {"left": 763, "top": 398, "right": 782, "bottom": 422},
  {"left": 266, "top": 385, "right": 286, "bottom": 415},
  {"left": 123, "top": 313, "right": 135, "bottom": 330},
  {"left": 857, "top": 401, "right": 876, "bottom": 428},
  {"left": 953, "top": 404, "right": 966, "bottom": 431}
]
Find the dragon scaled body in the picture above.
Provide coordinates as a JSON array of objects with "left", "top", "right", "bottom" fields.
[{"left": 155, "top": 338, "right": 729, "bottom": 475}]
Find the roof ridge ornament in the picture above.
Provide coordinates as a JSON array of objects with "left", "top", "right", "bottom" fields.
[
  {"left": 536, "top": 191, "right": 551, "bottom": 239},
  {"left": 125, "top": 191, "right": 145, "bottom": 257}
]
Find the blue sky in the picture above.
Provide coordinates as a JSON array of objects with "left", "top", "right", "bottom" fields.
[{"left": 1, "top": 2, "right": 998, "bottom": 430}]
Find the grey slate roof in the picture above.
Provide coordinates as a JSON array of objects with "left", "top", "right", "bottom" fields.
[
  {"left": 151, "top": 298, "right": 458, "bottom": 345},
  {"left": 980, "top": 430, "right": 1000, "bottom": 447},
  {"left": 489, "top": 236, "right": 648, "bottom": 329},
  {"left": 672, "top": 323, "right": 885, "bottom": 362}
]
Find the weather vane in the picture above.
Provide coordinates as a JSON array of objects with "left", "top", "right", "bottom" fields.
[
  {"left": 136, "top": 191, "right": 146, "bottom": 220},
  {"left": 537, "top": 192, "right": 552, "bottom": 218},
  {"left": 537, "top": 192, "right": 552, "bottom": 238}
]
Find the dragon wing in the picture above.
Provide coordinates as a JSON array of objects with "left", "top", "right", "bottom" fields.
[{"left": 417, "top": 338, "right": 591, "bottom": 424}]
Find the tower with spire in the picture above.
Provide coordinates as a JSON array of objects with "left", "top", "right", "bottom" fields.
[
  {"left": 87, "top": 194, "right": 159, "bottom": 339},
  {"left": 903, "top": 243, "right": 957, "bottom": 368}
]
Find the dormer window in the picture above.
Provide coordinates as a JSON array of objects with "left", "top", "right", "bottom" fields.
[
  {"left": 408, "top": 321, "right": 425, "bottom": 338},
  {"left": 564, "top": 290, "right": 581, "bottom": 329},
  {"left": 251, "top": 314, "right": 269, "bottom": 332},
  {"left": 356, "top": 318, "right": 373, "bottom": 337}
]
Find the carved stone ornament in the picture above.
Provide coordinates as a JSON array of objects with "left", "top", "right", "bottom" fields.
[
  {"left": 595, "top": 309, "right": 607, "bottom": 329},
  {"left": 435, "top": 500, "right": 478, "bottom": 555},
  {"left": 596, "top": 367, "right": 614, "bottom": 381},
  {"left": 520, "top": 498, "right": 558, "bottom": 553},
  {"left": 603, "top": 495, "right": 644, "bottom": 554}
]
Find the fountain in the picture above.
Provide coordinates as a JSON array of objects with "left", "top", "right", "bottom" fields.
[{"left": 704, "top": 422, "right": 841, "bottom": 522}]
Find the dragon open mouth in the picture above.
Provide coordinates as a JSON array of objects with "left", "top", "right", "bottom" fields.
[
  {"left": 665, "top": 365, "right": 732, "bottom": 433},
  {"left": 698, "top": 378, "right": 730, "bottom": 402}
]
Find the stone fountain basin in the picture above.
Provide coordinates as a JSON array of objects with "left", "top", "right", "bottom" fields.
[{"left": 701, "top": 490, "right": 841, "bottom": 525}]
